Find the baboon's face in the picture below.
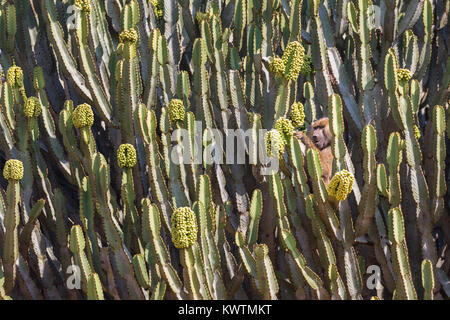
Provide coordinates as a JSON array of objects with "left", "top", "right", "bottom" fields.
[{"left": 310, "top": 119, "right": 332, "bottom": 150}]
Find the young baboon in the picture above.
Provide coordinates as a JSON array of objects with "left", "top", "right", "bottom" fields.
[{"left": 294, "top": 117, "right": 334, "bottom": 186}]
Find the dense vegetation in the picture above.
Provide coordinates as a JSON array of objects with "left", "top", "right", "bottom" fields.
[{"left": 0, "top": 0, "right": 448, "bottom": 300}]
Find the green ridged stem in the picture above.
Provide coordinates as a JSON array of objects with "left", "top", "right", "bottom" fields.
[
  {"left": 2, "top": 177, "right": 21, "bottom": 294},
  {"left": 355, "top": 125, "right": 377, "bottom": 237},
  {"left": 87, "top": 273, "right": 104, "bottom": 300},
  {"left": 430, "top": 105, "right": 446, "bottom": 222},
  {"left": 421, "top": 259, "right": 434, "bottom": 300},
  {"left": 388, "top": 208, "right": 417, "bottom": 300},
  {"left": 69, "top": 225, "right": 92, "bottom": 294}
]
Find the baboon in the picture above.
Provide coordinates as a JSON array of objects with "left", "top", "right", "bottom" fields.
[{"left": 294, "top": 117, "right": 334, "bottom": 186}]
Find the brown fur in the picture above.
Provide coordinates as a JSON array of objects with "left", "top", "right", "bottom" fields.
[{"left": 294, "top": 118, "right": 333, "bottom": 186}]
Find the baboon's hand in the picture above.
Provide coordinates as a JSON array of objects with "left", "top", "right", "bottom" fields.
[{"left": 294, "top": 131, "right": 306, "bottom": 141}]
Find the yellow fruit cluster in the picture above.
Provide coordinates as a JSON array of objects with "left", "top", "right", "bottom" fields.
[
  {"left": 289, "top": 102, "right": 305, "bottom": 128},
  {"left": 119, "top": 28, "right": 138, "bottom": 44},
  {"left": 281, "top": 41, "right": 305, "bottom": 82},
  {"left": 72, "top": 103, "right": 94, "bottom": 129},
  {"left": 275, "top": 118, "right": 294, "bottom": 142},
  {"left": 168, "top": 99, "right": 185, "bottom": 123},
  {"left": 171, "top": 207, "right": 198, "bottom": 249},
  {"left": 24, "top": 97, "right": 42, "bottom": 118},
  {"left": 397, "top": 68, "right": 412, "bottom": 83},
  {"left": 265, "top": 129, "right": 286, "bottom": 159},
  {"left": 3, "top": 159, "right": 24, "bottom": 181},
  {"left": 150, "top": 0, "right": 163, "bottom": 19},
  {"left": 74, "top": 0, "right": 91, "bottom": 13},
  {"left": 327, "top": 170, "right": 354, "bottom": 201},
  {"left": 117, "top": 144, "right": 137, "bottom": 169},
  {"left": 7, "top": 65, "right": 23, "bottom": 88},
  {"left": 269, "top": 56, "right": 285, "bottom": 78}
]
